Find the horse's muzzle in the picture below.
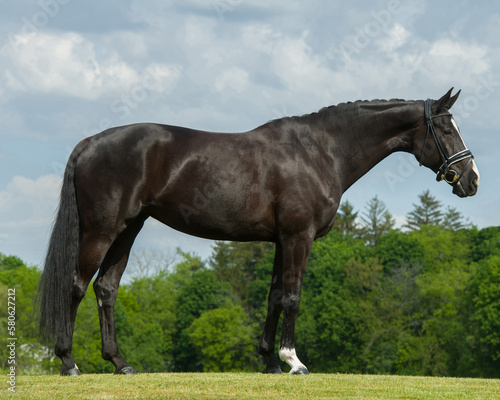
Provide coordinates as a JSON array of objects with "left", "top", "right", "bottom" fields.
[{"left": 453, "top": 176, "right": 479, "bottom": 198}]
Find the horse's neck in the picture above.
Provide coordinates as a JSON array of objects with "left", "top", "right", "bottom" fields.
[{"left": 326, "top": 103, "right": 420, "bottom": 192}]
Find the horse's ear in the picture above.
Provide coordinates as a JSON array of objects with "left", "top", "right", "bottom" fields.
[
  {"left": 447, "top": 89, "right": 461, "bottom": 110},
  {"left": 433, "top": 87, "right": 454, "bottom": 114}
]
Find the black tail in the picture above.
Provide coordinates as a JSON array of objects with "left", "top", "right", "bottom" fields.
[{"left": 36, "top": 138, "right": 91, "bottom": 342}]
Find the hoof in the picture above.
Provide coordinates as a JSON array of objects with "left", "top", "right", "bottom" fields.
[
  {"left": 60, "top": 367, "right": 81, "bottom": 376},
  {"left": 262, "top": 367, "right": 283, "bottom": 374},
  {"left": 115, "top": 365, "right": 137, "bottom": 375},
  {"left": 290, "top": 366, "right": 309, "bottom": 375}
]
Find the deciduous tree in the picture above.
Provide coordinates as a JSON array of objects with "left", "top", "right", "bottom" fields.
[{"left": 188, "top": 306, "right": 258, "bottom": 372}]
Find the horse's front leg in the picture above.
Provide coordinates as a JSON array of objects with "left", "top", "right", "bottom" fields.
[
  {"left": 278, "top": 235, "right": 312, "bottom": 375},
  {"left": 259, "top": 243, "right": 284, "bottom": 373}
]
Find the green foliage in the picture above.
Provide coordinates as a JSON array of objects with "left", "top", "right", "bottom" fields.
[
  {"left": 3, "top": 195, "right": 499, "bottom": 378},
  {"left": 117, "top": 271, "right": 176, "bottom": 372},
  {"left": 73, "top": 283, "right": 111, "bottom": 373},
  {"left": 375, "top": 230, "right": 425, "bottom": 272},
  {"left": 0, "top": 254, "right": 52, "bottom": 374},
  {"left": 468, "top": 255, "right": 500, "bottom": 375},
  {"left": 472, "top": 226, "right": 500, "bottom": 261},
  {"left": 209, "top": 240, "right": 275, "bottom": 341},
  {"left": 209, "top": 241, "right": 273, "bottom": 311},
  {"left": 173, "top": 262, "right": 233, "bottom": 372},
  {"left": 188, "top": 306, "right": 259, "bottom": 372},
  {"left": 409, "top": 225, "right": 473, "bottom": 272},
  {"left": 295, "top": 231, "right": 371, "bottom": 372}
]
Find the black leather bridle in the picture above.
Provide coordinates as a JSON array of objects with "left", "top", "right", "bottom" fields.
[{"left": 419, "top": 99, "right": 474, "bottom": 186}]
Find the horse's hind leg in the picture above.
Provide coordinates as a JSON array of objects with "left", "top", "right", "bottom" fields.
[
  {"left": 55, "top": 236, "right": 111, "bottom": 376},
  {"left": 93, "top": 216, "right": 146, "bottom": 374}
]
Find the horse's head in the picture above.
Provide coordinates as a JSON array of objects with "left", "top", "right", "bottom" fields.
[{"left": 415, "top": 88, "right": 479, "bottom": 198}]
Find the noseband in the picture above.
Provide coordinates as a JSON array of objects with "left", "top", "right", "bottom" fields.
[{"left": 419, "top": 99, "right": 474, "bottom": 186}]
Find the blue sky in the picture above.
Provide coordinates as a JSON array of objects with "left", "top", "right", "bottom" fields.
[{"left": 1, "top": 0, "right": 499, "bottom": 271}]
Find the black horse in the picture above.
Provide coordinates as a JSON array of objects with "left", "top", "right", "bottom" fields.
[{"left": 37, "top": 88, "right": 479, "bottom": 375}]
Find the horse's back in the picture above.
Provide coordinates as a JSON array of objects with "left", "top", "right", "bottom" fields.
[{"left": 73, "top": 123, "right": 279, "bottom": 241}]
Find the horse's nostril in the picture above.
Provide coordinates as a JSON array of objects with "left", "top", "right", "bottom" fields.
[{"left": 469, "top": 178, "right": 479, "bottom": 195}]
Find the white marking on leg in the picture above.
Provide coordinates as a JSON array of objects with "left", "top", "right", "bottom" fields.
[
  {"left": 98, "top": 298, "right": 103, "bottom": 307},
  {"left": 279, "top": 347, "right": 307, "bottom": 374}
]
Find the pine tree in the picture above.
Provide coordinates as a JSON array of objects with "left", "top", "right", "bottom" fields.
[
  {"left": 442, "top": 206, "right": 468, "bottom": 230},
  {"left": 404, "top": 190, "right": 442, "bottom": 230},
  {"left": 361, "top": 196, "right": 395, "bottom": 246},
  {"left": 334, "top": 200, "right": 360, "bottom": 237}
]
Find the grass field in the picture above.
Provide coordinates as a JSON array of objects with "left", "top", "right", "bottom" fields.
[{"left": 12, "top": 373, "right": 500, "bottom": 400}]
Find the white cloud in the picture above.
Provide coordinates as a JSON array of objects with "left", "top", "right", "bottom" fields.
[
  {"left": 2, "top": 32, "right": 134, "bottom": 99},
  {"left": 200, "top": 45, "right": 243, "bottom": 69},
  {"left": 242, "top": 24, "right": 281, "bottom": 54},
  {"left": 241, "top": 23, "right": 421, "bottom": 102},
  {"left": 1, "top": 32, "right": 182, "bottom": 101},
  {"left": 4, "top": 70, "right": 26, "bottom": 92},
  {"left": 0, "top": 174, "right": 61, "bottom": 264},
  {"left": 318, "top": 28, "right": 493, "bottom": 101},
  {"left": 377, "top": 24, "right": 410, "bottom": 53},
  {"left": 243, "top": 26, "right": 339, "bottom": 102},
  {"left": 0, "top": 0, "right": 498, "bottom": 266},
  {"left": 0, "top": 174, "right": 60, "bottom": 228},
  {"left": 422, "top": 39, "right": 490, "bottom": 87},
  {"left": 272, "top": 32, "right": 334, "bottom": 95},
  {"left": 214, "top": 67, "right": 249, "bottom": 92},
  {"left": 184, "top": 18, "right": 216, "bottom": 47}
]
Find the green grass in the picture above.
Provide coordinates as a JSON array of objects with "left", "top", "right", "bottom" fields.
[{"left": 12, "top": 373, "right": 500, "bottom": 400}]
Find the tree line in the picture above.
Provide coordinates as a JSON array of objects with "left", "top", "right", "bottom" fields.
[{"left": 1, "top": 190, "right": 499, "bottom": 377}]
